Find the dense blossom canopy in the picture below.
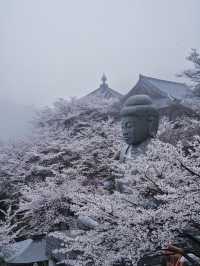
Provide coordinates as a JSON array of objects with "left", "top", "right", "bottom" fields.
[{"left": 0, "top": 96, "right": 200, "bottom": 265}]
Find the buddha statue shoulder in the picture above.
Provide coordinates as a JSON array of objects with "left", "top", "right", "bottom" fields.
[{"left": 120, "top": 95, "right": 159, "bottom": 163}]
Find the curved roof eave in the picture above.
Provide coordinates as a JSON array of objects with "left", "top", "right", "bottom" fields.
[{"left": 5, "top": 239, "right": 48, "bottom": 264}]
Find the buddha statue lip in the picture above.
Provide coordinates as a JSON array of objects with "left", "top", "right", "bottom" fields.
[
  {"left": 123, "top": 136, "right": 141, "bottom": 145},
  {"left": 120, "top": 95, "right": 159, "bottom": 162},
  {"left": 122, "top": 131, "right": 140, "bottom": 145},
  {"left": 123, "top": 136, "right": 130, "bottom": 142}
]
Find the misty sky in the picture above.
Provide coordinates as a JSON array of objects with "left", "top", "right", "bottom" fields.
[{"left": 0, "top": 0, "right": 200, "bottom": 107}]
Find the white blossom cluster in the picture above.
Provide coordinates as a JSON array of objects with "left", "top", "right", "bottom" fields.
[{"left": 0, "top": 96, "right": 199, "bottom": 265}]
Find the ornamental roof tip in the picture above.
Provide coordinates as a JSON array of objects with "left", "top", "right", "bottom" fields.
[{"left": 101, "top": 73, "right": 107, "bottom": 84}]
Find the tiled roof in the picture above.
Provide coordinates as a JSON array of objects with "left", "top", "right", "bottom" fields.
[
  {"left": 85, "top": 83, "right": 122, "bottom": 100},
  {"left": 3, "top": 239, "right": 47, "bottom": 264},
  {"left": 122, "top": 75, "right": 193, "bottom": 108},
  {"left": 140, "top": 75, "right": 192, "bottom": 100},
  {"left": 83, "top": 76, "right": 123, "bottom": 100}
]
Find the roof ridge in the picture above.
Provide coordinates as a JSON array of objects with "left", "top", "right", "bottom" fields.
[
  {"left": 86, "top": 86, "right": 122, "bottom": 97},
  {"left": 140, "top": 74, "right": 187, "bottom": 86},
  {"left": 7, "top": 239, "right": 33, "bottom": 263}
]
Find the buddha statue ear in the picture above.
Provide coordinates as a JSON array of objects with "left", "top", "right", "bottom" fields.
[{"left": 147, "top": 115, "right": 159, "bottom": 138}]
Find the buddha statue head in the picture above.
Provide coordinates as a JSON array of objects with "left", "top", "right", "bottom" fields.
[{"left": 120, "top": 95, "right": 159, "bottom": 145}]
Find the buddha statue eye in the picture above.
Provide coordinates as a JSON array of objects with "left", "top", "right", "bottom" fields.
[{"left": 125, "top": 122, "right": 133, "bottom": 128}]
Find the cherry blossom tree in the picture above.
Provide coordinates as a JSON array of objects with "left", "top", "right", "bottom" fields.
[
  {"left": 179, "top": 49, "right": 200, "bottom": 96},
  {"left": 19, "top": 137, "right": 200, "bottom": 265},
  {"left": 0, "top": 204, "right": 23, "bottom": 253},
  {"left": 0, "top": 96, "right": 200, "bottom": 265}
]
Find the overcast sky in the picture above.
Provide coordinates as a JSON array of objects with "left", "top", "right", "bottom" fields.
[{"left": 0, "top": 0, "right": 200, "bottom": 107}]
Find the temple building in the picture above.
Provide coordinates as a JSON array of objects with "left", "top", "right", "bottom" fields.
[
  {"left": 84, "top": 74, "right": 123, "bottom": 101},
  {"left": 122, "top": 74, "right": 193, "bottom": 108}
]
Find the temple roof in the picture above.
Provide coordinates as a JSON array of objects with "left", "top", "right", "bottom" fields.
[
  {"left": 140, "top": 75, "right": 191, "bottom": 99},
  {"left": 2, "top": 239, "right": 48, "bottom": 264},
  {"left": 122, "top": 74, "right": 192, "bottom": 107},
  {"left": 84, "top": 75, "right": 123, "bottom": 100}
]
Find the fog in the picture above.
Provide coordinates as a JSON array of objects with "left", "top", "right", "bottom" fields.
[{"left": 0, "top": 0, "right": 200, "bottom": 140}]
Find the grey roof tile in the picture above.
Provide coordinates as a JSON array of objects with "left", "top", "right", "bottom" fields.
[
  {"left": 3, "top": 239, "right": 48, "bottom": 264},
  {"left": 141, "top": 75, "right": 192, "bottom": 99}
]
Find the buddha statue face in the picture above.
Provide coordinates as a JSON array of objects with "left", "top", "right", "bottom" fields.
[
  {"left": 121, "top": 95, "right": 159, "bottom": 145},
  {"left": 122, "top": 115, "right": 150, "bottom": 145}
]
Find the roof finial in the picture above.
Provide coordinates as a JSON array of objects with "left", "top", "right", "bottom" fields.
[{"left": 101, "top": 73, "right": 107, "bottom": 85}]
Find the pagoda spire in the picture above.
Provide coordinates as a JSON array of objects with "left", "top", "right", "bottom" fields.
[{"left": 101, "top": 73, "right": 107, "bottom": 85}]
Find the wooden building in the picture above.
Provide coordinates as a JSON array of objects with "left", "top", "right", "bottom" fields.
[{"left": 122, "top": 74, "right": 192, "bottom": 108}]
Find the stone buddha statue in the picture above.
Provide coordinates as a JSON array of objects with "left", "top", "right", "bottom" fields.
[{"left": 120, "top": 95, "right": 159, "bottom": 162}]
